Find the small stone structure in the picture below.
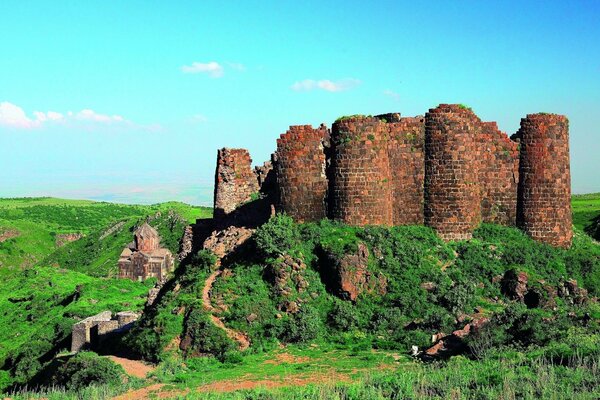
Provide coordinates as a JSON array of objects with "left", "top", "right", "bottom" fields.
[
  {"left": 118, "top": 223, "right": 174, "bottom": 281},
  {"left": 71, "top": 311, "right": 139, "bottom": 352},
  {"left": 211, "top": 104, "right": 572, "bottom": 248}
]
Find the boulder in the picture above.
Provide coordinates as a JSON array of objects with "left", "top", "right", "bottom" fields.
[
  {"left": 323, "top": 242, "right": 387, "bottom": 301},
  {"left": 500, "top": 270, "right": 528, "bottom": 301}
]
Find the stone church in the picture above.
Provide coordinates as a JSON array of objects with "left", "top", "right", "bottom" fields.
[{"left": 118, "top": 222, "right": 174, "bottom": 281}]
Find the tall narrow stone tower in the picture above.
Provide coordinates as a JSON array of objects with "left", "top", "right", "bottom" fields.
[
  {"left": 516, "top": 114, "right": 572, "bottom": 248},
  {"left": 424, "top": 105, "right": 481, "bottom": 241}
]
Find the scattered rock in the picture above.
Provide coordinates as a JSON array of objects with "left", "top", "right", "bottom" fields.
[
  {"left": 203, "top": 226, "right": 254, "bottom": 259},
  {"left": 500, "top": 270, "right": 528, "bottom": 301},
  {"left": 323, "top": 242, "right": 387, "bottom": 301},
  {"left": 55, "top": 232, "right": 84, "bottom": 247}
]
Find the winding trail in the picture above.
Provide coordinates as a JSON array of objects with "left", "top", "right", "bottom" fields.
[{"left": 202, "top": 267, "right": 250, "bottom": 351}]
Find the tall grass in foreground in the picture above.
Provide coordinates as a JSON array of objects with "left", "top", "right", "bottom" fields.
[{"left": 8, "top": 354, "right": 600, "bottom": 399}]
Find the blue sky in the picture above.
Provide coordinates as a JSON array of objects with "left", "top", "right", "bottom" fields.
[{"left": 1, "top": 1, "right": 599, "bottom": 205}]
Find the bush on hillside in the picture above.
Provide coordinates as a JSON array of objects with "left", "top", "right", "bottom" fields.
[
  {"left": 51, "top": 351, "right": 123, "bottom": 391},
  {"left": 254, "top": 214, "right": 301, "bottom": 258},
  {"left": 280, "top": 306, "right": 323, "bottom": 343}
]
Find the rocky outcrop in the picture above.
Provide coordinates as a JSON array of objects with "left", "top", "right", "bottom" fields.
[
  {"left": 267, "top": 255, "right": 309, "bottom": 313},
  {"left": 500, "top": 270, "right": 528, "bottom": 302},
  {"left": 423, "top": 315, "right": 489, "bottom": 359},
  {"left": 203, "top": 226, "right": 254, "bottom": 259},
  {"left": 322, "top": 242, "right": 387, "bottom": 301},
  {"left": 0, "top": 228, "right": 20, "bottom": 242},
  {"left": 559, "top": 279, "right": 589, "bottom": 305},
  {"left": 55, "top": 232, "right": 84, "bottom": 247}
]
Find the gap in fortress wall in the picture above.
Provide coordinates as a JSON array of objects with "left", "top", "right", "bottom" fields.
[{"left": 211, "top": 104, "right": 572, "bottom": 248}]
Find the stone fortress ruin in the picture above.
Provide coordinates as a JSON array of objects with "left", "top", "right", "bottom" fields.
[{"left": 213, "top": 104, "right": 572, "bottom": 248}]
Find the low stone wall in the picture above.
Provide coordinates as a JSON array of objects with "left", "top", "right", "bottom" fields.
[{"left": 71, "top": 311, "right": 139, "bottom": 353}]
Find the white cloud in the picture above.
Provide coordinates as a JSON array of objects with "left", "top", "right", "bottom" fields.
[
  {"left": 291, "top": 78, "right": 361, "bottom": 92},
  {"left": 76, "top": 109, "right": 124, "bottom": 123},
  {"left": 0, "top": 102, "right": 39, "bottom": 129},
  {"left": 0, "top": 101, "right": 130, "bottom": 130},
  {"left": 181, "top": 61, "right": 224, "bottom": 78},
  {"left": 383, "top": 89, "right": 400, "bottom": 102}
]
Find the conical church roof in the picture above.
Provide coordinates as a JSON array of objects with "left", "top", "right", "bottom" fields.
[{"left": 135, "top": 222, "right": 158, "bottom": 239}]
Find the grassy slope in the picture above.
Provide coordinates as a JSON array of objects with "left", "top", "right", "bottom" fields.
[
  {"left": 572, "top": 193, "right": 600, "bottom": 232},
  {"left": 2, "top": 195, "right": 600, "bottom": 398},
  {"left": 0, "top": 198, "right": 210, "bottom": 390},
  {"left": 0, "top": 197, "right": 211, "bottom": 274}
]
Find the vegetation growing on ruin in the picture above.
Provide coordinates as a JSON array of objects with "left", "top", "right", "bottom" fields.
[{"left": 1, "top": 195, "right": 600, "bottom": 398}]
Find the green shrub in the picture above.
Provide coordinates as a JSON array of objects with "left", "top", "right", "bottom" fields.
[
  {"left": 181, "top": 308, "right": 235, "bottom": 361},
  {"left": 280, "top": 306, "right": 323, "bottom": 343},
  {"left": 254, "top": 214, "right": 301, "bottom": 258},
  {"left": 51, "top": 352, "right": 123, "bottom": 391}
]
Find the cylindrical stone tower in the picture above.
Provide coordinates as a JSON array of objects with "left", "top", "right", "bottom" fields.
[
  {"left": 424, "top": 104, "right": 481, "bottom": 240},
  {"left": 329, "top": 117, "right": 393, "bottom": 226},
  {"left": 275, "top": 125, "right": 328, "bottom": 222},
  {"left": 516, "top": 114, "right": 572, "bottom": 248}
]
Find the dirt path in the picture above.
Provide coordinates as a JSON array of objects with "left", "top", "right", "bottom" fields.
[
  {"left": 107, "top": 356, "right": 155, "bottom": 379},
  {"left": 202, "top": 267, "right": 250, "bottom": 351},
  {"left": 111, "top": 383, "right": 167, "bottom": 400}
]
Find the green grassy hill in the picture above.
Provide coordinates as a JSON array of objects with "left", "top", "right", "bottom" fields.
[
  {"left": 0, "top": 197, "right": 211, "bottom": 275},
  {"left": 1, "top": 195, "right": 599, "bottom": 398},
  {"left": 0, "top": 198, "right": 210, "bottom": 391}
]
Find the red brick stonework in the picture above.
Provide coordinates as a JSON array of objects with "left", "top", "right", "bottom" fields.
[
  {"left": 382, "top": 114, "right": 426, "bottom": 225},
  {"left": 213, "top": 148, "right": 259, "bottom": 219},
  {"left": 424, "top": 105, "right": 482, "bottom": 240},
  {"left": 210, "top": 104, "right": 571, "bottom": 248},
  {"left": 329, "top": 117, "right": 394, "bottom": 226},
  {"left": 477, "top": 122, "right": 519, "bottom": 225},
  {"left": 515, "top": 114, "right": 572, "bottom": 248},
  {"left": 275, "top": 125, "right": 328, "bottom": 222}
]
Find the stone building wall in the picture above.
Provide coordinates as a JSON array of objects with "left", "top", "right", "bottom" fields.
[
  {"left": 424, "top": 105, "right": 482, "bottom": 241},
  {"left": 329, "top": 117, "right": 394, "bottom": 226},
  {"left": 213, "top": 148, "right": 259, "bottom": 219},
  {"left": 209, "top": 105, "right": 571, "bottom": 248},
  {"left": 275, "top": 125, "right": 329, "bottom": 222},
  {"left": 516, "top": 114, "right": 572, "bottom": 248},
  {"left": 477, "top": 122, "right": 519, "bottom": 225},
  {"left": 383, "top": 115, "right": 426, "bottom": 225}
]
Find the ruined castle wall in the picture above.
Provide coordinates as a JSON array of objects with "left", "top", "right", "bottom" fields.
[
  {"left": 275, "top": 125, "right": 328, "bottom": 222},
  {"left": 329, "top": 117, "right": 393, "bottom": 226},
  {"left": 477, "top": 122, "right": 519, "bottom": 225},
  {"left": 516, "top": 114, "right": 572, "bottom": 248},
  {"left": 384, "top": 116, "right": 426, "bottom": 225},
  {"left": 424, "top": 105, "right": 481, "bottom": 240},
  {"left": 213, "top": 148, "right": 259, "bottom": 219}
]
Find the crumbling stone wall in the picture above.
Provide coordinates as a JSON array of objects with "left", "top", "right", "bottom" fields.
[
  {"left": 383, "top": 115, "right": 426, "bottom": 225},
  {"left": 424, "top": 105, "right": 482, "bottom": 240},
  {"left": 515, "top": 114, "right": 572, "bottom": 248},
  {"left": 71, "top": 311, "right": 139, "bottom": 352},
  {"left": 477, "top": 122, "right": 519, "bottom": 225},
  {"left": 276, "top": 125, "right": 329, "bottom": 222},
  {"left": 329, "top": 117, "right": 393, "bottom": 226},
  {"left": 213, "top": 148, "right": 259, "bottom": 219},
  {"left": 210, "top": 105, "right": 571, "bottom": 248}
]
